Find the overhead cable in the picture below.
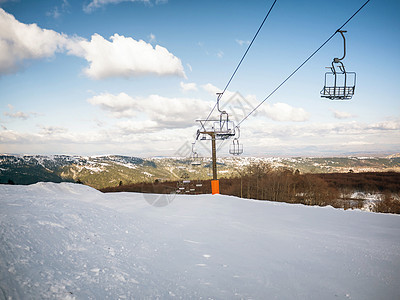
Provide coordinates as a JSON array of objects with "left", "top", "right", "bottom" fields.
[{"left": 203, "top": 0, "right": 278, "bottom": 125}]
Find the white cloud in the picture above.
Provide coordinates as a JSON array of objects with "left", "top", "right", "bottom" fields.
[
  {"left": 4, "top": 111, "right": 29, "bottom": 120},
  {"left": 66, "top": 33, "right": 185, "bottom": 79},
  {"left": 201, "top": 83, "right": 309, "bottom": 122},
  {"left": 368, "top": 120, "right": 400, "bottom": 130},
  {"left": 46, "top": 0, "right": 70, "bottom": 19},
  {"left": 202, "top": 83, "right": 220, "bottom": 95},
  {"left": 88, "top": 92, "right": 210, "bottom": 130},
  {"left": 1, "top": 118, "right": 399, "bottom": 156},
  {"left": 201, "top": 83, "right": 238, "bottom": 101},
  {"left": 0, "top": 8, "right": 70, "bottom": 74},
  {"left": 217, "top": 50, "right": 224, "bottom": 58},
  {"left": 46, "top": 7, "right": 61, "bottom": 19},
  {"left": 331, "top": 109, "right": 354, "bottom": 119},
  {"left": 87, "top": 92, "right": 139, "bottom": 118},
  {"left": 242, "top": 119, "right": 400, "bottom": 155},
  {"left": 180, "top": 81, "right": 197, "bottom": 92},
  {"left": 0, "top": 9, "right": 185, "bottom": 79},
  {"left": 39, "top": 125, "right": 68, "bottom": 136},
  {"left": 3, "top": 104, "right": 38, "bottom": 120},
  {"left": 116, "top": 119, "right": 159, "bottom": 134},
  {"left": 144, "top": 94, "right": 208, "bottom": 128},
  {"left": 235, "top": 39, "right": 250, "bottom": 46},
  {"left": 83, "top": 0, "right": 168, "bottom": 13},
  {"left": 84, "top": 0, "right": 150, "bottom": 13},
  {"left": 148, "top": 33, "right": 156, "bottom": 43},
  {"left": 261, "top": 102, "right": 310, "bottom": 122},
  {"left": 201, "top": 83, "right": 235, "bottom": 100}
]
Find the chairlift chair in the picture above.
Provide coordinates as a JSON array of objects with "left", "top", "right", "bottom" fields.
[
  {"left": 214, "top": 111, "right": 236, "bottom": 139},
  {"left": 321, "top": 30, "right": 356, "bottom": 100},
  {"left": 229, "top": 127, "right": 243, "bottom": 155},
  {"left": 229, "top": 139, "right": 243, "bottom": 155},
  {"left": 190, "top": 147, "right": 201, "bottom": 166},
  {"left": 321, "top": 61, "right": 356, "bottom": 100}
]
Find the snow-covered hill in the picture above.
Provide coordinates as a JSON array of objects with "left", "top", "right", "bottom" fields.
[{"left": 1, "top": 183, "right": 399, "bottom": 299}]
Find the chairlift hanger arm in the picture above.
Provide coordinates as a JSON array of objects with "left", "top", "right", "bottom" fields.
[
  {"left": 334, "top": 30, "right": 347, "bottom": 62},
  {"left": 235, "top": 126, "right": 241, "bottom": 139},
  {"left": 216, "top": 92, "right": 225, "bottom": 114}
]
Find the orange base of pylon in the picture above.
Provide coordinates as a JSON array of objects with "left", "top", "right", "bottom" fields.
[{"left": 211, "top": 180, "right": 220, "bottom": 195}]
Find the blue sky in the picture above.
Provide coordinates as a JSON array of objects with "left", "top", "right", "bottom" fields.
[{"left": 0, "top": 0, "right": 399, "bottom": 157}]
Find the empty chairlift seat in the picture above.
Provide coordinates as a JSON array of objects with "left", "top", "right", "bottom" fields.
[{"left": 321, "top": 61, "right": 356, "bottom": 100}]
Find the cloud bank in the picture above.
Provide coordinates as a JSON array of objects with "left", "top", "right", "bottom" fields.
[
  {"left": 331, "top": 109, "right": 354, "bottom": 120},
  {"left": 261, "top": 102, "right": 310, "bottom": 122},
  {"left": 201, "top": 83, "right": 310, "bottom": 123},
  {"left": 87, "top": 92, "right": 210, "bottom": 129}
]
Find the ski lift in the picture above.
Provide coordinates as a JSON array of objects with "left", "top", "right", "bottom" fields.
[
  {"left": 321, "top": 30, "right": 356, "bottom": 100},
  {"left": 229, "top": 127, "right": 243, "bottom": 155}
]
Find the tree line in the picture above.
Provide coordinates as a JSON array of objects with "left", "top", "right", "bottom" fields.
[{"left": 101, "top": 162, "right": 400, "bottom": 214}]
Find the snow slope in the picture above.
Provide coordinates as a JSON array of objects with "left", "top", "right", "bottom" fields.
[{"left": 1, "top": 183, "right": 399, "bottom": 299}]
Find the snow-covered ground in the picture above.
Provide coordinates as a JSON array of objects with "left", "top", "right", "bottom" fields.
[{"left": 1, "top": 183, "right": 399, "bottom": 299}]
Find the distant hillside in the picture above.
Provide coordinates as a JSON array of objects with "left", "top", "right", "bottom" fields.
[{"left": 1, "top": 154, "right": 399, "bottom": 189}]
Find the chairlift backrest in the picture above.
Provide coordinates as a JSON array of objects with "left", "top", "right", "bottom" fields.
[{"left": 321, "top": 66, "right": 356, "bottom": 100}]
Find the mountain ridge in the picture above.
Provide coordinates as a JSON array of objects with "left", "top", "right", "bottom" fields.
[{"left": 1, "top": 154, "right": 400, "bottom": 189}]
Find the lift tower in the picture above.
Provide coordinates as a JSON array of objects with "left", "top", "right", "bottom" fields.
[{"left": 196, "top": 93, "right": 238, "bottom": 194}]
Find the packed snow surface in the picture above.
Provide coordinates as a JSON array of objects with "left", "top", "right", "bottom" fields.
[{"left": 1, "top": 183, "right": 400, "bottom": 299}]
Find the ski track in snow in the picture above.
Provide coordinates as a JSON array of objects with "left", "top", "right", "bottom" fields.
[{"left": 0, "top": 182, "right": 400, "bottom": 299}]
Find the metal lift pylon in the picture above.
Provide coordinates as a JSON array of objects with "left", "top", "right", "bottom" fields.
[{"left": 196, "top": 93, "right": 237, "bottom": 194}]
